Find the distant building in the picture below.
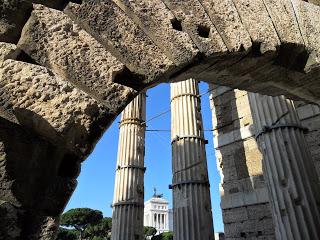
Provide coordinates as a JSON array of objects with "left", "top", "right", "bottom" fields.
[
  {"left": 144, "top": 191, "right": 223, "bottom": 238},
  {"left": 144, "top": 189, "right": 173, "bottom": 234}
]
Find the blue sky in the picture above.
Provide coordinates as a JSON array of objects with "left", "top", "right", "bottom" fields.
[{"left": 65, "top": 82, "right": 224, "bottom": 232}]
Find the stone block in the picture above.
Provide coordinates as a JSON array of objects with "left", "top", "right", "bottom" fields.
[
  {"left": 198, "top": 0, "right": 252, "bottom": 52},
  {"left": 291, "top": 0, "right": 320, "bottom": 71},
  {"left": 247, "top": 204, "right": 273, "bottom": 220},
  {"left": 0, "top": 59, "right": 110, "bottom": 157},
  {"left": 65, "top": 0, "right": 175, "bottom": 83},
  {"left": 0, "top": 117, "right": 78, "bottom": 239},
  {"left": 296, "top": 104, "right": 320, "bottom": 120},
  {"left": 232, "top": 0, "right": 280, "bottom": 54},
  {"left": 221, "top": 188, "right": 269, "bottom": 209},
  {"left": 224, "top": 217, "right": 274, "bottom": 238},
  {"left": 222, "top": 207, "right": 249, "bottom": 224},
  {"left": 262, "top": 0, "right": 303, "bottom": 46},
  {"left": 0, "top": 42, "right": 18, "bottom": 61},
  {"left": 112, "top": 0, "right": 199, "bottom": 64},
  {"left": 0, "top": 201, "right": 21, "bottom": 239},
  {"left": 18, "top": 5, "right": 137, "bottom": 109},
  {"left": 161, "top": 0, "right": 227, "bottom": 56},
  {"left": 0, "top": 0, "right": 32, "bottom": 43}
]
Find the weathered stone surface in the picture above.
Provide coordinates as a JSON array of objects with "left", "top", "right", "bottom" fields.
[
  {"left": 232, "top": 0, "right": 280, "bottom": 53},
  {"left": 295, "top": 101, "right": 320, "bottom": 179},
  {"left": 0, "top": 42, "right": 18, "bottom": 61},
  {"left": 224, "top": 218, "right": 274, "bottom": 238},
  {"left": 65, "top": 0, "right": 174, "bottom": 84},
  {"left": 112, "top": 0, "right": 199, "bottom": 65},
  {"left": 0, "top": 0, "right": 72, "bottom": 44},
  {"left": 0, "top": 0, "right": 32, "bottom": 43},
  {"left": 198, "top": 0, "right": 252, "bottom": 52},
  {"left": 248, "top": 93, "right": 320, "bottom": 239},
  {"left": 0, "top": 59, "right": 110, "bottom": 157},
  {"left": 263, "top": 0, "right": 303, "bottom": 45},
  {"left": 162, "top": 0, "right": 228, "bottom": 56},
  {"left": 1, "top": 1, "right": 320, "bottom": 239},
  {"left": 0, "top": 201, "right": 20, "bottom": 239},
  {"left": 291, "top": 0, "right": 320, "bottom": 71},
  {"left": 111, "top": 94, "right": 146, "bottom": 240},
  {"left": 309, "top": 0, "right": 320, "bottom": 6},
  {"left": 210, "top": 86, "right": 275, "bottom": 239},
  {"left": 18, "top": 5, "right": 137, "bottom": 106},
  {"left": 0, "top": 117, "right": 78, "bottom": 240}
]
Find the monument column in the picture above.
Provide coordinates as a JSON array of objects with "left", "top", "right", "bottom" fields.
[
  {"left": 248, "top": 93, "right": 320, "bottom": 239},
  {"left": 170, "top": 79, "right": 214, "bottom": 240},
  {"left": 111, "top": 93, "right": 146, "bottom": 240}
]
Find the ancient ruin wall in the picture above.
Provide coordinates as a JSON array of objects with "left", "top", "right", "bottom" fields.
[
  {"left": 1, "top": 0, "right": 320, "bottom": 239},
  {"left": 209, "top": 85, "right": 275, "bottom": 239}
]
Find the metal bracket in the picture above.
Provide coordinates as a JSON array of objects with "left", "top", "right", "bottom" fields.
[
  {"left": 117, "top": 165, "right": 146, "bottom": 172},
  {"left": 112, "top": 201, "right": 144, "bottom": 207},
  {"left": 171, "top": 135, "right": 208, "bottom": 144},
  {"left": 256, "top": 123, "right": 309, "bottom": 140},
  {"left": 170, "top": 93, "right": 199, "bottom": 102},
  {"left": 169, "top": 180, "right": 210, "bottom": 189}
]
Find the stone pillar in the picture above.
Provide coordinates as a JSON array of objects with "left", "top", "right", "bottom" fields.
[
  {"left": 111, "top": 93, "right": 146, "bottom": 240},
  {"left": 209, "top": 85, "right": 275, "bottom": 239},
  {"left": 248, "top": 93, "right": 320, "bottom": 239},
  {"left": 170, "top": 79, "right": 214, "bottom": 240}
]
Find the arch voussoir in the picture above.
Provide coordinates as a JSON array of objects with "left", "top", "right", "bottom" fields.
[{"left": 0, "top": 0, "right": 320, "bottom": 239}]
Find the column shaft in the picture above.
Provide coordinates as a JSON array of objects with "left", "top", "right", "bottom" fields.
[
  {"left": 111, "top": 93, "right": 146, "bottom": 240},
  {"left": 170, "top": 79, "right": 214, "bottom": 240},
  {"left": 248, "top": 93, "right": 320, "bottom": 239}
]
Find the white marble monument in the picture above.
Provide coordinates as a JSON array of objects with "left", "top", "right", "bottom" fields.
[{"left": 144, "top": 189, "right": 173, "bottom": 234}]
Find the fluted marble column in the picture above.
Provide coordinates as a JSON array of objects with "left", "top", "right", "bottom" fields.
[
  {"left": 111, "top": 93, "right": 146, "bottom": 240},
  {"left": 170, "top": 79, "right": 214, "bottom": 240},
  {"left": 248, "top": 93, "right": 320, "bottom": 240}
]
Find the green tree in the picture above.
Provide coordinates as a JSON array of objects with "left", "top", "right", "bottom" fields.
[
  {"left": 144, "top": 226, "right": 157, "bottom": 239},
  {"left": 151, "top": 232, "right": 173, "bottom": 240},
  {"left": 56, "top": 228, "right": 78, "bottom": 240},
  {"left": 84, "top": 217, "right": 112, "bottom": 239},
  {"left": 60, "top": 208, "right": 103, "bottom": 240}
]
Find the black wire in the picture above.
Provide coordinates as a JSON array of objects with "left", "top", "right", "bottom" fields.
[{"left": 142, "top": 88, "right": 215, "bottom": 125}]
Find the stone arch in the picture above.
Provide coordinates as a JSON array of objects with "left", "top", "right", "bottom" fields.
[{"left": 0, "top": 0, "right": 320, "bottom": 239}]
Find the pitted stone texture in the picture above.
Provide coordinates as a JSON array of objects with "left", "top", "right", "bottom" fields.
[
  {"left": 198, "top": 0, "right": 252, "bottom": 52},
  {"left": 0, "top": 0, "right": 32, "bottom": 43},
  {"left": 0, "top": 117, "right": 78, "bottom": 240},
  {"left": 0, "top": 0, "right": 71, "bottom": 44},
  {"left": 161, "top": 0, "right": 228, "bottom": 56},
  {"left": 0, "top": 60, "right": 110, "bottom": 157},
  {"left": 232, "top": 0, "right": 280, "bottom": 54},
  {"left": 262, "top": 0, "right": 303, "bottom": 45},
  {"left": 291, "top": 0, "right": 320, "bottom": 71},
  {"left": 18, "top": 5, "right": 137, "bottom": 107},
  {"left": 224, "top": 206, "right": 275, "bottom": 239},
  {"left": 210, "top": 86, "right": 275, "bottom": 238},
  {"left": 65, "top": 0, "right": 174, "bottom": 84},
  {"left": 112, "top": 0, "right": 199, "bottom": 65},
  {"left": 309, "top": 0, "right": 320, "bottom": 6},
  {"left": 0, "top": 43, "right": 18, "bottom": 62},
  {"left": 0, "top": 201, "right": 20, "bottom": 240}
]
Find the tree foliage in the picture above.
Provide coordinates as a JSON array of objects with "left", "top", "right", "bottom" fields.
[
  {"left": 60, "top": 208, "right": 103, "bottom": 239},
  {"left": 84, "top": 217, "right": 112, "bottom": 239},
  {"left": 151, "top": 232, "right": 173, "bottom": 240},
  {"left": 144, "top": 226, "right": 157, "bottom": 239},
  {"left": 60, "top": 208, "right": 103, "bottom": 230},
  {"left": 56, "top": 228, "right": 78, "bottom": 240}
]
